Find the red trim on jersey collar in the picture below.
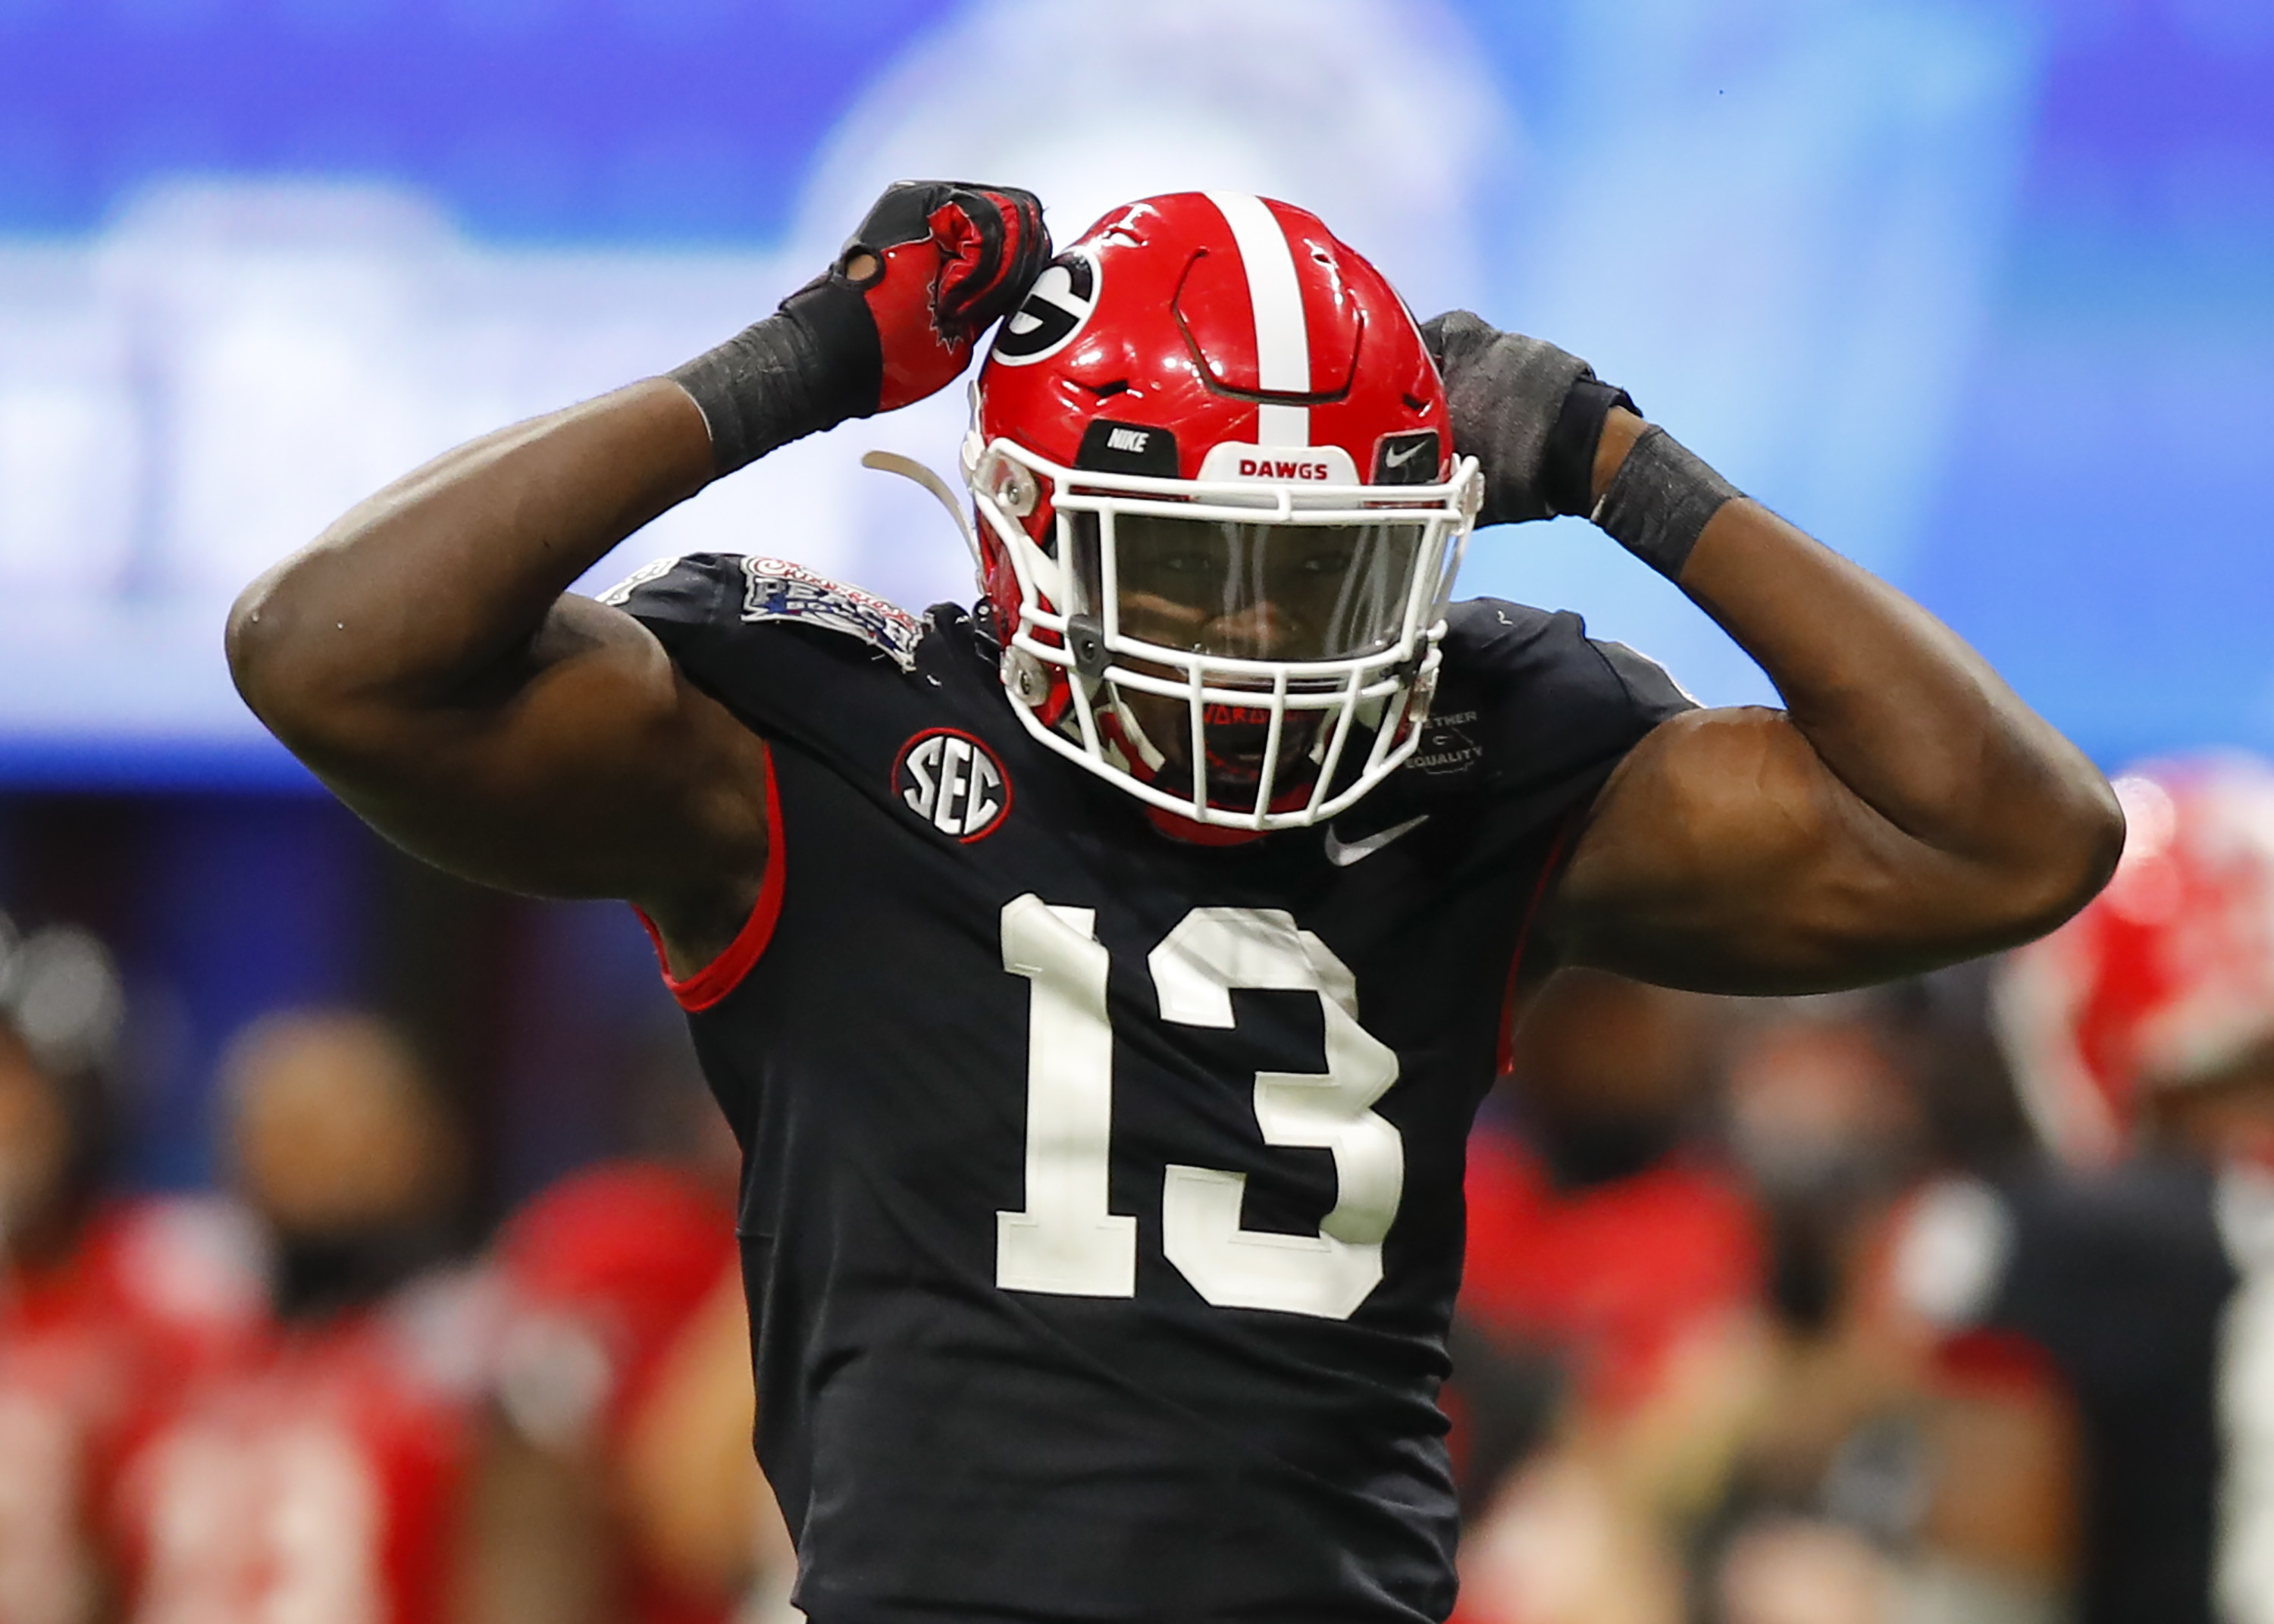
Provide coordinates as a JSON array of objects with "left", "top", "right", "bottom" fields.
[{"left": 634, "top": 746, "right": 786, "bottom": 1012}]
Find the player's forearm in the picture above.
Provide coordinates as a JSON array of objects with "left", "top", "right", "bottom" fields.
[
  {"left": 1595, "top": 411, "right": 2123, "bottom": 926},
  {"left": 227, "top": 380, "right": 712, "bottom": 743}
]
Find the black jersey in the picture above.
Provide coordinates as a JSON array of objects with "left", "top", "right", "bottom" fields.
[
  {"left": 613, "top": 552, "right": 1692, "bottom": 1623},
  {"left": 1905, "top": 1159, "right": 2274, "bottom": 1624}
]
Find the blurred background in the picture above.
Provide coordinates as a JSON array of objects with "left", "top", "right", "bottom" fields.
[{"left": 1, "top": 1, "right": 2269, "bottom": 1621}]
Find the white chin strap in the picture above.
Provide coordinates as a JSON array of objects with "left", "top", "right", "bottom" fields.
[
  {"left": 861, "top": 450, "right": 983, "bottom": 581},
  {"left": 1104, "top": 690, "right": 1169, "bottom": 774}
]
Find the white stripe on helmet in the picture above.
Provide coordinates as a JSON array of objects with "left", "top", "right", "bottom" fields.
[{"left": 1204, "top": 191, "right": 1311, "bottom": 447}]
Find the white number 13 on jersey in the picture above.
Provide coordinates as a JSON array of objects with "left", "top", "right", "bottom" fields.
[{"left": 994, "top": 895, "right": 1405, "bottom": 1320}]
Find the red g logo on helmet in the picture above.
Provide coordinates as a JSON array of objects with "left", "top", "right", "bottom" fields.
[{"left": 894, "top": 730, "right": 1013, "bottom": 842}]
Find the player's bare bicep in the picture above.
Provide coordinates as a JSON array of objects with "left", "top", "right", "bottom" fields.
[
  {"left": 1545, "top": 706, "right": 1943, "bottom": 992},
  {"left": 318, "top": 596, "right": 769, "bottom": 912}
]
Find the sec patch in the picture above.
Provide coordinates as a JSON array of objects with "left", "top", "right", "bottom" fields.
[{"left": 894, "top": 729, "right": 1012, "bottom": 842}]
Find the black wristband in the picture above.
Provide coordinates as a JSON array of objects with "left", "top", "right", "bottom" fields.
[
  {"left": 1590, "top": 426, "right": 1741, "bottom": 580},
  {"left": 667, "top": 283, "right": 879, "bottom": 477},
  {"left": 1542, "top": 377, "right": 1637, "bottom": 518}
]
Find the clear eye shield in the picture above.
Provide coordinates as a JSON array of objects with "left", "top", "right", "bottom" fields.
[{"left": 1070, "top": 510, "right": 1427, "bottom": 666}]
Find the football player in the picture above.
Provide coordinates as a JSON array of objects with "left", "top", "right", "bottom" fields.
[
  {"left": 469, "top": 1153, "right": 771, "bottom": 1624},
  {"left": 106, "top": 1011, "right": 480, "bottom": 1624},
  {"left": 1892, "top": 756, "right": 2274, "bottom": 1624},
  {"left": 1451, "top": 972, "right": 1759, "bottom": 1624},
  {"left": 225, "top": 183, "right": 2122, "bottom": 1622},
  {"left": 0, "top": 922, "right": 265, "bottom": 1624}
]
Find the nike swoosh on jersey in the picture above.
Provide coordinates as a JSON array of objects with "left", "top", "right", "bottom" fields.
[{"left": 1323, "top": 814, "right": 1430, "bottom": 867}]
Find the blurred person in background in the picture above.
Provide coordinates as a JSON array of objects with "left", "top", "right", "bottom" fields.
[
  {"left": 1455, "top": 978, "right": 2013, "bottom": 1624},
  {"left": 106, "top": 1008, "right": 483, "bottom": 1624},
  {"left": 462, "top": 1029, "right": 794, "bottom": 1624},
  {"left": 1887, "top": 756, "right": 2274, "bottom": 1624},
  {"left": 1451, "top": 970, "right": 1762, "bottom": 1624},
  {"left": 1694, "top": 992, "right": 1943, "bottom": 1624},
  {"left": 0, "top": 919, "right": 266, "bottom": 1624}
]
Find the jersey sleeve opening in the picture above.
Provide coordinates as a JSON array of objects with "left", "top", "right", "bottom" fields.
[
  {"left": 1496, "top": 809, "right": 1583, "bottom": 1075},
  {"left": 633, "top": 746, "right": 786, "bottom": 1013}
]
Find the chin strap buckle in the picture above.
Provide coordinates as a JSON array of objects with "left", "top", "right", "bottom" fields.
[{"left": 1001, "top": 644, "right": 1052, "bottom": 706}]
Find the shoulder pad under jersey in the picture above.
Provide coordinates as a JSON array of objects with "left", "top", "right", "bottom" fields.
[{"left": 1433, "top": 598, "right": 1697, "bottom": 796}]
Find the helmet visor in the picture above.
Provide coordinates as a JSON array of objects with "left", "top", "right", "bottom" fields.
[{"left": 1072, "top": 510, "right": 1428, "bottom": 665}]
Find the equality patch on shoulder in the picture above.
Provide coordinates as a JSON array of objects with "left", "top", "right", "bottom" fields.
[{"left": 739, "top": 556, "right": 923, "bottom": 671}]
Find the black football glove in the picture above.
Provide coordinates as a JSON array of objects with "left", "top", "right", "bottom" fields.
[
  {"left": 1420, "top": 311, "right": 1636, "bottom": 526},
  {"left": 673, "top": 182, "right": 1051, "bottom": 475}
]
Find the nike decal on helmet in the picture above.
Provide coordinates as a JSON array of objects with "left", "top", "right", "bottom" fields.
[
  {"left": 1373, "top": 430, "right": 1442, "bottom": 485},
  {"left": 1075, "top": 418, "right": 1179, "bottom": 477}
]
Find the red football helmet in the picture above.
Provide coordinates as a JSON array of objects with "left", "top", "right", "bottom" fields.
[
  {"left": 1994, "top": 755, "right": 2274, "bottom": 1164},
  {"left": 961, "top": 192, "right": 1481, "bottom": 831}
]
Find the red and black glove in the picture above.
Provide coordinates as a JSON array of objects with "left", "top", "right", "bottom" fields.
[{"left": 672, "top": 181, "right": 1050, "bottom": 475}]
